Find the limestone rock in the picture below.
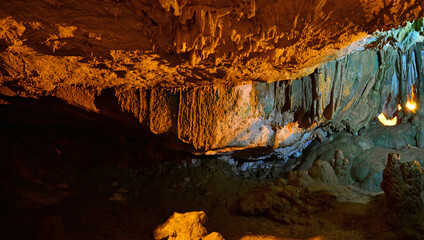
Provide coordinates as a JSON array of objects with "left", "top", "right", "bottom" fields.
[
  {"left": 362, "top": 123, "right": 417, "bottom": 149},
  {"left": 381, "top": 153, "right": 424, "bottom": 226},
  {"left": 299, "top": 132, "right": 374, "bottom": 171},
  {"left": 416, "top": 122, "right": 424, "bottom": 149},
  {"left": 1, "top": 37, "right": 423, "bottom": 154},
  {"left": 203, "top": 232, "right": 225, "bottom": 240},
  {"left": 288, "top": 170, "right": 315, "bottom": 188},
  {"left": 1, "top": 0, "right": 423, "bottom": 85},
  {"left": 0, "top": 0, "right": 423, "bottom": 156},
  {"left": 349, "top": 146, "right": 424, "bottom": 192},
  {"left": 330, "top": 150, "right": 353, "bottom": 185},
  {"left": 153, "top": 211, "right": 224, "bottom": 240},
  {"left": 308, "top": 160, "right": 338, "bottom": 184},
  {"left": 351, "top": 147, "right": 394, "bottom": 192},
  {"left": 287, "top": 169, "right": 379, "bottom": 203}
]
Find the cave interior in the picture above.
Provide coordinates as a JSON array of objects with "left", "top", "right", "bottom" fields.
[{"left": 1, "top": 1, "right": 424, "bottom": 239}]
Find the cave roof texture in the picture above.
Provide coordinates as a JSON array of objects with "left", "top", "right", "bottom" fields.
[{"left": 1, "top": 0, "right": 423, "bottom": 90}]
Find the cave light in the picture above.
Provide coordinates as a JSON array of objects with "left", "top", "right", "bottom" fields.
[
  {"left": 378, "top": 113, "right": 397, "bottom": 126},
  {"left": 406, "top": 85, "right": 417, "bottom": 112},
  {"left": 406, "top": 99, "right": 417, "bottom": 112}
]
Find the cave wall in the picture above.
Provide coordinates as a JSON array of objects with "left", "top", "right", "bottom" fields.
[
  {"left": 1, "top": 1, "right": 424, "bottom": 156},
  {"left": 2, "top": 26, "right": 424, "bottom": 155},
  {"left": 114, "top": 39, "right": 424, "bottom": 154}
]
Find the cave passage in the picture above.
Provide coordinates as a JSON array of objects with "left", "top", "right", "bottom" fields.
[{"left": 1, "top": 1, "right": 424, "bottom": 239}]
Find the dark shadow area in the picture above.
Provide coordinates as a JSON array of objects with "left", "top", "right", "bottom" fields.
[
  {"left": 0, "top": 95, "right": 196, "bottom": 239},
  {"left": 0, "top": 93, "right": 194, "bottom": 168}
]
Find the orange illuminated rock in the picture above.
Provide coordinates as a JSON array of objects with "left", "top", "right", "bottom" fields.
[
  {"left": 154, "top": 211, "right": 225, "bottom": 240},
  {"left": 240, "top": 235, "right": 325, "bottom": 240},
  {"left": 1, "top": 0, "right": 424, "bottom": 153},
  {"left": 0, "top": 0, "right": 423, "bottom": 85}
]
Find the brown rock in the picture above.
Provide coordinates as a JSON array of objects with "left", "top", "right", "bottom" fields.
[
  {"left": 154, "top": 211, "right": 224, "bottom": 240},
  {"left": 381, "top": 153, "right": 424, "bottom": 226},
  {"left": 239, "top": 179, "right": 334, "bottom": 224},
  {"left": 203, "top": 232, "right": 225, "bottom": 240}
]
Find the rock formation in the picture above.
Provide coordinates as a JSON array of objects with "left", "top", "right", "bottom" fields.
[
  {"left": 330, "top": 150, "right": 352, "bottom": 185},
  {"left": 306, "top": 150, "right": 352, "bottom": 185},
  {"left": 1, "top": 0, "right": 423, "bottom": 83},
  {"left": 1, "top": 1, "right": 424, "bottom": 155},
  {"left": 309, "top": 159, "right": 339, "bottom": 184},
  {"left": 154, "top": 211, "right": 224, "bottom": 240},
  {"left": 381, "top": 153, "right": 424, "bottom": 226}
]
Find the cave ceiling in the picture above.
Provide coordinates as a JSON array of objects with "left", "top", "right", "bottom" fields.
[
  {"left": 1, "top": 0, "right": 424, "bottom": 153},
  {"left": 0, "top": 0, "right": 423, "bottom": 91}
]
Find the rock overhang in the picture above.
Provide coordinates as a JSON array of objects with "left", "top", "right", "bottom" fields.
[
  {"left": 1, "top": 0, "right": 424, "bottom": 154},
  {"left": 1, "top": 0, "right": 424, "bottom": 86}
]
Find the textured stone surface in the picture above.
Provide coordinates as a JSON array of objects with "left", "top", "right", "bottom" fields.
[
  {"left": 1, "top": 1, "right": 424, "bottom": 153},
  {"left": 330, "top": 150, "right": 352, "bottom": 185},
  {"left": 239, "top": 178, "right": 334, "bottom": 224},
  {"left": 4, "top": 40, "right": 423, "bottom": 153},
  {"left": 309, "top": 160, "right": 338, "bottom": 184},
  {"left": 362, "top": 123, "right": 418, "bottom": 149},
  {"left": 154, "top": 211, "right": 224, "bottom": 240},
  {"left": 416, "top": 122, "right": 424, "bottom": 149},
  {"left": 381, "top": 153, "right": 424, "bottom": 226},
  {"left": 298, "top": 132, "right": 375, "bottom": 171},
  {"left": 351, "top": 147, "right": 394, "bottom": 192},
  {"left": 0, "top": 0, "right": 423, "bottom": 84},
  {"left": 300, "top": 122, "right": 424, "bottom": 192},
  {"left": 203, "top": 232, "right": 225, "bottom": 240}
]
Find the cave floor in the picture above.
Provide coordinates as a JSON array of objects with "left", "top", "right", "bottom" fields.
[
  {"left": 0, "top": 126, "right": 396, "bottom": 240},
  {"left": 0, "top": 156, "right": 393, "bottom": 240},
  {"left": 1, "top": 114, "right": 422, "bottom": 240}
]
